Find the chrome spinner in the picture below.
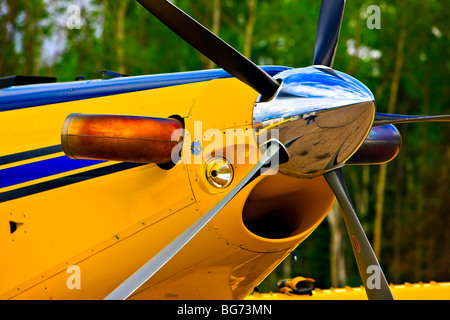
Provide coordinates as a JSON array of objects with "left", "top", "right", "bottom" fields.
[{"left": 253, "top": 66, "right": 376, "bottom": 179}]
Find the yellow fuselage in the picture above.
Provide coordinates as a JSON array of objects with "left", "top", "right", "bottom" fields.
[{"left": 0, "top": 76, "right": 335, "bottom": 299}]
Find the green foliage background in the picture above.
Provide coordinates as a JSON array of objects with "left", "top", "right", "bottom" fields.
[{"left": 1, "top": 0, "right": 448, "bottom": 292}]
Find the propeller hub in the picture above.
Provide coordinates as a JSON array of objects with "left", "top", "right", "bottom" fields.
[{"left": 253, "top": 66, "right": 376, "bottom": 179}]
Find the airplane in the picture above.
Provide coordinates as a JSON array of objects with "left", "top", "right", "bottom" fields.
[{"left": 0, "top": 0, "right": 449, "bottom": 300}]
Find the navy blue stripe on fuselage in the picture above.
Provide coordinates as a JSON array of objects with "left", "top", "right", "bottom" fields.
[
  {"left": 0, "top": 155, "right": 105, "bottom": 188},
  {"left": 0, "top": 145, "right": 63, "bottom": 166},
  {"left": 0, "top": 66, "right": 291, "bottom": 112},
  {"left": 0, "top": 162, "right": 146, "bottom": 203}
]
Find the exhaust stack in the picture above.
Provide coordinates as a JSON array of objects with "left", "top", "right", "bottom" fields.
[{"left": 61, "top": 113, "right": 183, "bottom": 164}]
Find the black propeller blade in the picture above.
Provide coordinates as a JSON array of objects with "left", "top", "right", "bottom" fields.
[
  {"left": 373, "top": 112, "right": 450, "bottom": 126},
  {"left": 324, "top": 168, "right": 394, "bottom": 300},
  {"left": 313, "top": 0, "right": 346, "bottom": 67},
  {"left": 137, "top": 0, "right": 280, "bottom": 101}
]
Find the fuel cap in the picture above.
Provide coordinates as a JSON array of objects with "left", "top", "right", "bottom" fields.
[{"left": 205, "top": 157, "right": 233, "bottom": 188}]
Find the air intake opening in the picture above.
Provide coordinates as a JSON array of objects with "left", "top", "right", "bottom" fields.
[
  {"left": 242, "top": 174, "right": 334, "bottom": 240},
  {"left": 243, "top": 191, "right": 304, "bottom": 239}
]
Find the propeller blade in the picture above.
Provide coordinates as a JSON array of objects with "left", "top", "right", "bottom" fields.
[
  {"left": 373, "top": 112, "right": 450, "bottom": 126},
  {"left": 137, "top": 0, "right": 280, "bottom": 101},
  {"left": 104, "top": 141, "right": 288, "bottom": 300},
  {"left": 323, "top": 168, "right": 394, "bottom": 300},
  {"left": 313, "top": 0, "right": 346, "bottom": 67}
]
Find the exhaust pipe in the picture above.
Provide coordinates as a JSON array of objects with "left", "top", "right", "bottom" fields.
[
  {"left": 61, "top": 113, "right": 183, "bottom": 164},
  {"left": 347, "top": 124, "right": 401, "bottom": 165}
]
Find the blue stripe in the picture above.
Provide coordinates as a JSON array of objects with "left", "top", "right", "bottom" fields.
[
  {"left": 0, "top": 66, "right": 290, "bottom": 112},
  {"left": 0, "top": 156, "right": 104, "bottom": 188},
  {"left": 0, "top": 162, "right": 145, "bottom": 203},
  {"left": 0, "top": 145, "right": 63, "bottom": 165}
]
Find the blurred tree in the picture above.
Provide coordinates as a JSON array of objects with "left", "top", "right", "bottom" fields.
[{"left": 0, "top": 0, "right": 20, "bottom": 76}]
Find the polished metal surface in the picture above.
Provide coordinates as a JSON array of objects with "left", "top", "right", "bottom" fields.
[
  {"left": 205, "top": 157, "right": 234, "bottom": 188},
  {"left": 253, "top": 66, "right": 376, "bottom": 179}
]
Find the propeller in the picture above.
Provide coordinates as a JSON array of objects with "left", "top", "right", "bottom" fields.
[
  {"left": 324, "top": 168, "right": 393, "bottom": 300},
  {"left": 105, "top": 141, "right": 288, "bottom": 300},
  {"left": 102, "top": 0, "right": 450, "bottom": 300},
  {"left": 136, "top": 0, "right": 280, "bottom": 101},
  {"left": 313, "top": 0, "right": 346, "bottom": 67},
  {"left": 373, "top": 112, "right": 450, "bottom": 126}
]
